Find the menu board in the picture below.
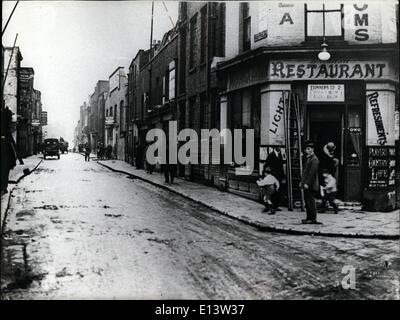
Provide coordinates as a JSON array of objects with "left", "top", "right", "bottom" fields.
[
  {"left": 307, "top": 84, "right": 345, "bottom": 102},
  {"left": 366, "top": 146, "right": 396, "bottom": 189}
]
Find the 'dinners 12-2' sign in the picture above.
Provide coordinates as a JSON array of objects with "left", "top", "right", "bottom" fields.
[{"left": 269, "top": 60, "right": 389, "bottom": 80}]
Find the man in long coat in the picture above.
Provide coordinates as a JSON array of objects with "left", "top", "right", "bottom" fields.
[
  {"left": 1, "top": 106, "right": 19, "bottom": 195},
  {"left": 301, "top": 141, "right": 320, "bottom": 224}
]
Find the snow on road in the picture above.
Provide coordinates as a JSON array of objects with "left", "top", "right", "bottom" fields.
[{"left": 1, "top": 153, "right": 399, "bottom": 299}]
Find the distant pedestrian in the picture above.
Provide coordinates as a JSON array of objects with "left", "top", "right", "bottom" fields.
[
  {"left": 320, "top": 169, "right": 339, "bottom": 214},
  {"left": 257, "top": 167, "right": 280, "bottom": 215},
  {"left": 163, "top": 163, "right": 177, "bottom": 184},
  {"left": 97, "top": 143, "right": 105, "bottom": 160},
  {"left": 301, "top": 141, "right": 321, "bottom": 224},
  {"left": 135, "top": 143, "right": 143, "bottom": 169},
  {"left": 113, "top": 144, "right": 117, "bottom": 160},
  {"left": 263, "top": 146, "right": 285, "bottom": 211},
  {"left": 84, "top": 144, "right": 91, "bottom": 162},
  {"left": 144, "top": 142, "right": 154, "bottom": 174},
  {"left": 106, "top": 145, "right": 112, "bottom": 160}
]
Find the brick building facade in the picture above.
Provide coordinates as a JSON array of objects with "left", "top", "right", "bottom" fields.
[
  {"left": 105, "top": 67, "right": 127, "bottom": 160},
  {"left": 176, "top": 2, "right": 226, "bottom": 183},
  {"left": 89, "top": 80, "right": 109, "bottom": 152}
]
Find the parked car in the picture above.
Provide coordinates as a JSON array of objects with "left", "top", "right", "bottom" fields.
[{"left": 43, "top": 138, "right": 60, "bottom": 159}]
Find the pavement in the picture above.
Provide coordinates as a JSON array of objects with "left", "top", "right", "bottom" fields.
[
  {"left": 1, "top": 155, "right": 43, "bottom": 231},
  {"left": 97, "top": 158, "right": 400, "bottom": 239}
]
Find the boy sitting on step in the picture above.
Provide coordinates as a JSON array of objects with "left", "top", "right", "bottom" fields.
[{"left": 257, "top": 167, "right": 280, "bottom": 215}]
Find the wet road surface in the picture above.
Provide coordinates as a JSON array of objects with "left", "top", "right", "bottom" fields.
[{"left": 1, "top": 153, "right": 399, "bottom": 299}]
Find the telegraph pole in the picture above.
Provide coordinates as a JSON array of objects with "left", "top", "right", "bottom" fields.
[{"left": 2, "top": 0, "right": 20, "bottom": 36}]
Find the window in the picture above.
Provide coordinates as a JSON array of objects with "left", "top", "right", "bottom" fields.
[
  {"left": 200, "top": 93, "right": 208, "bottom": 130},
  {"left": 211, "top": 92, "right": 220, "bottom": 130},
  {"left": 134, "top": 97, "right": 137, "bottom": 119},
  {"left": 189, "top": 14, "right": 198, "bottom": 69},
  {"left": 230, "top": 89, "right": 259, "bottom": 168},
  {"left": 169, "top": 60, "right": 176, "bottom": 100},
  {"left": 114, "top": 104, "right": 117, "bottom": 120},
  {"left": 306, "top": 3, "right": 343, "bottom": 39},
  {"left": 156, "top": 76, "right": 161, "bottom": 105},
  {"left": 120, "top": 100, "right": 125, "bottom": 133},
  {"left": 162, "top": 76, "right": 166, "bottom": 104},
  {"left": 346, "top": 104, "right": 362, "bottom": 166},
  {"left": 179, "top": 28, "right": 186, "bottom": 94},
  {"left": 241, "top": 3, "right": 251, "bottom": 52},
  {"left": 200, "top": 5, "right": 207, "bottom": 64},
  {"left": 141, "top": 94, "right": 144, "bottom": 120},
  {"left": 231, "top": 90, "right": 252, "bottom": 129},
  {"left": 210, "top": 2, "right": 225, "bottom": 58},
  {"left": 110, "top": 106, "right": 113, "bottom": 119},
  {"left": 242, "top": 90, "right": 251, "bottom": 128}
]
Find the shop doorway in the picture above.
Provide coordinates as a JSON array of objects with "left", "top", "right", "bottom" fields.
[{"left": 308, "top": 106, "right": 344, "bottom": 199}]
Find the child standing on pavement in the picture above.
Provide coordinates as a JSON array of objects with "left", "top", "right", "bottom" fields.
[
  {"left": 321, "top": 169, "right": 339, "bottom": 214},
  {"left": 257, "top": 167, "right": 280, "bottom": 215}
]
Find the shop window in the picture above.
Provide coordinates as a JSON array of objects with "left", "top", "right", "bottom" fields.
[
  {"left": 230, "top": 89, "right": 255, "bottom": 167},
  {"left": 231, "top": 90, "right": 253, "bottom": 129},
  {"left": 305, "top": 3, "right": 343, "bottom": 40},
  {"left": 242, "top": 90, "right": 251, "bottom": 128},
  {"left": 231, "top": 92, "right": 242, "bottom": 129},
  {"left": 346, "top": 104, "right": 362, "bottom": 166}
]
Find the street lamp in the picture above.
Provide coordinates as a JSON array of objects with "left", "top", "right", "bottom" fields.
[
  {"left": 318, "top": 42, "right": 331, "bottom": 61},
  {"left": 317, "top": 4, "right": 331, "bottom": 62}
]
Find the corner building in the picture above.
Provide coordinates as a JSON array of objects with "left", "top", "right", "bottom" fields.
[{"left": 214, "top": 1, "right": 399, "bottom": 211}]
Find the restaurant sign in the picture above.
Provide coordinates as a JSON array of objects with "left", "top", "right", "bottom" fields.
[
  {"left": 366, "top": 90, "right": 396, "bottom": 146},
  {"left": 269, "top": 60, "right": 390, "bottom": 80},
  {"left": 307, "top": 84, "right": 344, "bottom": 102}
]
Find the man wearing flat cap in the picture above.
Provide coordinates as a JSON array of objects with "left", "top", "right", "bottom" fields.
[{"left": 301, "top": 140, "right": 321, "bottom": 224}]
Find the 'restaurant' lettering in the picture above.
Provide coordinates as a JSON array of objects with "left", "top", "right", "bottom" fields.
[{"left": 270, "top": 61, "right": 386, "bottom": 79}]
